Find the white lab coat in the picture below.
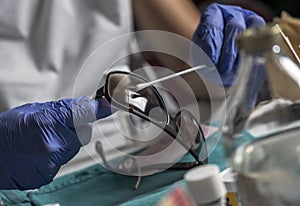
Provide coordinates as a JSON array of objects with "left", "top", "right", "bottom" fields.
[
  {"left": 0, "top": 0, "right": 133, "bottom": 112},
  {"left": 0, "top": 0, "right": 134, "bottom": 176}
]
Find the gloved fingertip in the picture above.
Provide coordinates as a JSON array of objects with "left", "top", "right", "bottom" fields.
[
  {"left": 245, "top": 12, "right": 266, "bottom": 28},
  {"left": 95, "top": 98, "right": 116, "bottom": 119},
  {"left": 247, "top": 17, "right": 265, "bottom": 28}
]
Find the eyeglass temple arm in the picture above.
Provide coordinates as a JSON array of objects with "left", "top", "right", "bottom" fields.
[
  {"left": 95, "top": 141, "right": 122, "bottom": 173},
  {"left": 95, "top": 141, "right": 143, "bottom": 190}
]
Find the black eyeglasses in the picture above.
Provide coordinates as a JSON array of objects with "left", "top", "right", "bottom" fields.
[{"left": 94, "top": 71, "right": 208, "bottom": 189}]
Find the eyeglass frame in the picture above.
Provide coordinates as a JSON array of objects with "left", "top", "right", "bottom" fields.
[{"left": 95, "top": 70, "right": 208, "bottom": 172}]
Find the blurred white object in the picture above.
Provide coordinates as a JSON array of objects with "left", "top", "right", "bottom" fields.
[
  {"left": 233, "top": 127, "right": 300, "bottom": 205},
  {"left": 219, "top": 167, "right": 237, "bottom": 193},
  {"left": 184, "top": 164, "right": 227, "bottom": 205},
  {"left": 246, "top": 99, "right": 300, "bottom": 138},
  {"left": 0, "top": 198, "right": 4, "bottom": 206}
]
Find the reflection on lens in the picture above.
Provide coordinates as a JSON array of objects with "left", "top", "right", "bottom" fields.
[
  {"left": 128, "top": 90, "right": 148, "bottom": 111},
  {"left": 108, "top": 73, "right": 168, "bottom": 125},
  {"left": 148, "top": 107, "right": 167, "bottom": 124},
  {"left": 176, "top": 111, "right": 200, "bottom": 150},
  {"left": 108, "top": 73, "right": 134, "bottom": 106},
  {"left": 129, "top": 113, "right": 151, "bottom": 130}
]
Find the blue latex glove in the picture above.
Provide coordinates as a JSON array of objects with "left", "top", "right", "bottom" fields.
[
  {"left": 192, "top": 3, "right": 265, "bottom": 87},
  {"left": 0, "top": 96, "right": 112, "bottom": 190}
]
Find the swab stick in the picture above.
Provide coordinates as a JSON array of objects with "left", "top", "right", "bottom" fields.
[{"left": 136, "top": 65, "right": 207, "bottom": 90}]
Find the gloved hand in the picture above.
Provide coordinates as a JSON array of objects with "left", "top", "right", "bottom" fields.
[
  {"left": 0, "top": 96, "right": 112, "bottom": 190},
  {"left": 192, "top": 3, "right": 266, "bottom": 87}
]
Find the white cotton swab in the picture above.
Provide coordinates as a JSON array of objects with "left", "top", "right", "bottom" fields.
[{"left": 136, "top": 65, "right": 207, "bottom": 90}]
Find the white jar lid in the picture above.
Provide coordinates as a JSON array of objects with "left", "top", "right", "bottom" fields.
[
  {"left": 184, "top": 164, "right": 227, "bottom": 204},
  {"left": 220, "top": 167, "right": 237, "bottom": 193}
]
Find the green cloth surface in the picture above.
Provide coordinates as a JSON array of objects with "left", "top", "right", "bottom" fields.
[{"left": 0, "top": 129, "right": 228, "bottom": 206}]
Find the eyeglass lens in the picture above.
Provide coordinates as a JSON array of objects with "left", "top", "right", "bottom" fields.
[
  {"left": 176, "top": 111, "right": 201, "bottom": 151},
  {"left": 107, "top": 73, "right": 167, "bottom": 124}
]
